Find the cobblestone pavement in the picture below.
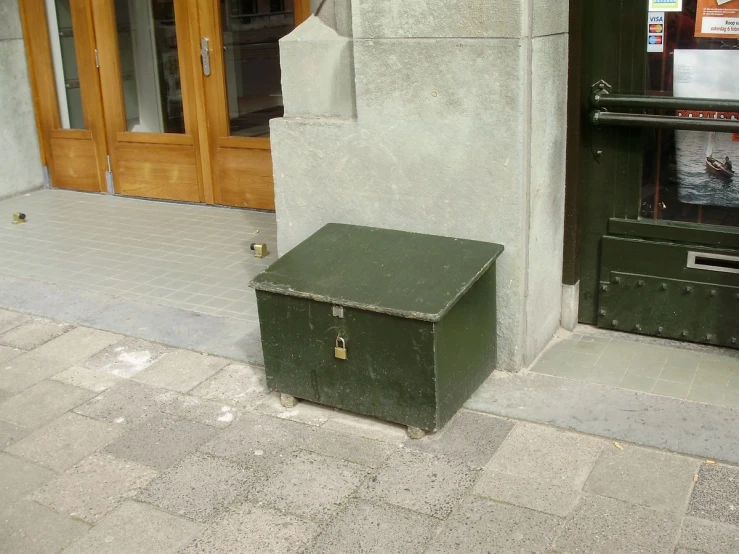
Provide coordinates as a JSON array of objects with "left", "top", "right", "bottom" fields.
[{"left": 1, "top": 309, "right": 738, "bottom": 553}]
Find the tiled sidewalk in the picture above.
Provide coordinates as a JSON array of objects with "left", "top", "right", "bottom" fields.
[
  {"left": 531, "top": 329, "right": 739, "bottom": 409},
  {"left": 0, "top": 190, "right": 275, "bottom": 323},
  {"left": 1, "top": 309, "right": 738, "bottom": 553}
]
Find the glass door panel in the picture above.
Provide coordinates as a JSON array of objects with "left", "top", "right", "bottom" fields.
[
  {"left": 45, "top": 0, "right": 86, "bottom": 129},
  {"left": 641, "top": 4, "right": 739, "bottom": 226},
  {"left": 115, "top": 0, "right": 185, "bottom": 133},
  {"left": 220, "top": 0, "right": 294, "bottom": 137}
]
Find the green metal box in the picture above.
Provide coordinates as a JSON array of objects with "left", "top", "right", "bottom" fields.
[{"left": 250, "top": 224, "right": 503, "bottom": 433}]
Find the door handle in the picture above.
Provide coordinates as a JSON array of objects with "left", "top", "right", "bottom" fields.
[
  {"left": 589, "top": 80, "right": 739, "bottom": 132},
  {"left": 200, "top": 38, "right": 211, "bottom": 76},
  {"left": 590, "top": 111, "right": 739, "bottom": 133}
]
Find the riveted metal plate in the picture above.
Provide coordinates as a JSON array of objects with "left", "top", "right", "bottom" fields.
[{"left": 597, "top": 272, "right": 739, "bottom": 348}]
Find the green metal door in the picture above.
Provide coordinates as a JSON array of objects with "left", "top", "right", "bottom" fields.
[{"left": 576, "top": 0, "right": 739, "bottom": 348}]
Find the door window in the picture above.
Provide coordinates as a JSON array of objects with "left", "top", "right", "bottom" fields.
[
  {"left": 45, "top": 0, "right": 85, "bottom": 129},
  {"left": 642, "top": 3, "right": 739, "bottom": 226},
  {"left": 115, "top": 0, "right": 185, "bottom": 134},
  {"left": 219, "top": 0, "right": 295, "bottom": 137}
]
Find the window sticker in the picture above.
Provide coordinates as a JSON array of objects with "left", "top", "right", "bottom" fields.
[
  {"left": 648, "top": 0, "right": 683, "bottom": 12},
  {"left": 648, "top": 12, "right": 666, "bottom": 52},
  {"left": 695, "top": 0, "right": 739, "bottom": 38}
]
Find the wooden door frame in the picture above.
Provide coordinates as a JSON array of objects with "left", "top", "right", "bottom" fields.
[
  {"left": 197, "top": 0, "right": 311, "bottom": 209},
  {"left": 19, "top": 0, "right": 109, "bottom": 192},
  {"left": 19, "top": 0, "right": 311, "bottom": 205}
]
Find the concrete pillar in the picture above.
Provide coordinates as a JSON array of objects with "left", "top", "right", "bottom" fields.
[
  {"left": 0, "top": 0, "right": 44, "bottom": 199},
  {"left": 271, "top": 0, "right": 569, "bottom": 371}
]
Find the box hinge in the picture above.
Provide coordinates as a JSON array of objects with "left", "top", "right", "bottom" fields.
[{"left": 94, "top": 49, "right": 100, "bottom": 68}]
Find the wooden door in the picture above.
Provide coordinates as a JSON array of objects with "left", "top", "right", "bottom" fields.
[
  {"left": 91, "top": 0, "right": 205, "bottom": 202},
  {"left": 20, "top": 0, "right": 108, "bottom": 193},
  {"left": 198, "top": 0, "right": 310, "bottom": 210}
]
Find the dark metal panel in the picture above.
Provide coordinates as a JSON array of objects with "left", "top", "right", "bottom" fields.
[
  {"left": 257, "top": 291, "right": 440, "bottom": 430},
  {"left": 608, "top": 219, "right": 739, "bottom": 249},
  {"left": 598, "top": 272, "right": 739, "bottom": 347},
  {"left": 251, "top": 223, "right": 503, "bottom": 322},
  {"left": 597, "top": 236, "right": 739, "bottom": 348},
  {"left": 563, "top": 0, "right": 584, "bottom": 286},
  {"left": 435, "top": 268, "right": 497, "bottom": 427}
]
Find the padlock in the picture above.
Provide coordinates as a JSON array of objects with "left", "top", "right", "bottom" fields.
[{"left": 334, "top": 336, "right": 347, "bottom": 360}]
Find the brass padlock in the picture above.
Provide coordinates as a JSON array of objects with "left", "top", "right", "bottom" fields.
[{"left": 334, "top": 336, "right": 347, "bottom": 360}]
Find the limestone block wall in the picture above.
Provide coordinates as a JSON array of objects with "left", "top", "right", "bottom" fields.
[
  {"left": 0, "top": 0, "right": 44, "bottom": 199},
  {"left": 271, "top": 0, "right": 569, "bottom": 370}
]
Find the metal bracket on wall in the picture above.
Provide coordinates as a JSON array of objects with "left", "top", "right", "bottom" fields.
[
  {"left": 590, "top": 79, "right": 612, "bottom": 105},
  {"left": 105, "top": 155, "right": 115, "bottom": 195}
]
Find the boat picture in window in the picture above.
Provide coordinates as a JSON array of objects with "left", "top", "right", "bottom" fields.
[
  {"left": 674, "top": 49, "right": 739, "bottom": 207},
  {"left": 706, "top": 132, "right": 735, "bottom": 181}
]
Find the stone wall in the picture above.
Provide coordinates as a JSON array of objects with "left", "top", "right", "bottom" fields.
[
  {"left": 0, "top": 0, "right": 43, "bottom": 199},
  {"left": 271, "top": 0, "right": 569, "bottom": 370}
]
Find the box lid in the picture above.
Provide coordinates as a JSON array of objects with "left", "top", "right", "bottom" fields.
[{"left": 250, "top": 224, "right": 503, "bottom": 322}]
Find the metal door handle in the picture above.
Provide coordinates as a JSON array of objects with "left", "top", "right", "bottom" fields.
[
  {"left": 200, "top": 38, "right": 211, "bottom": 76},
  {"left": 590, "top": 111, "right": 739, "bottom": 133},
  {"left": 589, "top": 80, "right": 739, "bottom": 132}
]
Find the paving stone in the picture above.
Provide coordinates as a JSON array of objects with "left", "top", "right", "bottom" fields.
[
  {"left": 0, "top": 418, "right": 30, "bottom": 449},
  {"left": 688, "top": 463, "right": 739, "bottom": 526},
  {"left": 308, "top": 499, "right": 439, "bottom": 554},
  {"left": 190, "top": 362, "right": 269, "bottom": 408},
  {"left": 179, "top": 501, "right": 319, "bottom": 554},
  {"left": 6, "top": 412, "right": 122, "bottom": 472},
  {"left": 52, "top": 365, "right": 124, "bottom": 392},
  {"left": 256, "top": 392, "right": 335, "bottom": 427},
  {"left": 32, "top": 326, "right": 121, "bottom": 363},
  {"left": 153, "top": 390, "right": 237, "bottom": 428},
  {"left": 0, "top": 352, "right": 73, "bottom": 393},
  {"left": 358, "top": 449, "right": 479, "bottom": 518},
  {"left": 250, "top": 450, "right": 370, "bottom": 522},
  {"left": 405, "top": 410, "right": 513, "bottom": 467},
  {"left": 486, "top": 422, "right": 605, "bottom": 488},
  {"left": 74, "top": 380, "right": 164, "bottom": 426},
  {"left": 104, "top": 413, "right": 218, "bottom": 471},
  {"left": 474, "top": 470, "right": 582, "bottom": 517},
  {"left": 31, "top": 453, "right": 159, "bottom": 524},
  {"left": 0, "top": 309, "right": 30, "bottom": 334},
  {"left": 199, "top": 411, "right": 315, "bottom": 470},
  {"left": 61, "top": 501, "right": 204, "bottom": 554},
  {"left": 0, "top": 318, "right": 71, "bottom": 350},
  {"left": 132, "top": 350, "right": 229, "bottom": 392},
  {"left": 0, "top": 380, "right": 96, "bottom": 429},
  {"left": 0, "top": 345, "right": 24, "bottom": 364},
  {"left": 298, "top": 427, "right": 395, "bottom": 468},
  {"left": 426, "top": 496, "right": 563, "bottom": 554},
  {"left": 0, "top": 452, "right": 55, "bottom": 506},
  {"left": 678, "top": 516, "right": 739, "bottom": 554},
  {"left": 584, "top": 443, "right": 698, "bottom": 511},
  {"left": 138, "top": 452, "right": 261, "bottom": 522},
  {"left": 82, "top": 337, "right": 171, "bottom": 378},
  {"left": 322, "top": 409, "right": 408, "bottom": 444},
  {"left": 554, "top": 495, "right": 681, "bottom": 554},
  {"left": 0, "top": 499, "right": 90, "bottom": 554}
]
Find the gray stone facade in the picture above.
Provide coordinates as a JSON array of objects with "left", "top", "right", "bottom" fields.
[
  {"left": 0, "top": 0, "right": 43, "bottom": 199},
  {"left": 271, "top": 0, "right": 570, "bottom": 370}
]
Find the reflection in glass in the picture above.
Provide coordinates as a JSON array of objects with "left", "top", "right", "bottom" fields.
[
  {"left": 45, "top": 0, "right": 85, "bottom": 129},
  {"left": 116, "top": 0, "right": 184, "bottom": 133},
  {"left": 221, "top": 0, "right": 295, "bottom": 137},
  {"left": 641, "top": 4, "right": 739, "bottom": 227}
]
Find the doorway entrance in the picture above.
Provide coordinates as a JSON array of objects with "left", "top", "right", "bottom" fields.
[
  {"left": 575, "top": 0, "right": 739, "bottom": 348},
  {"left": 19, "top": 0, "right": 310, "bottom": 209}
]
